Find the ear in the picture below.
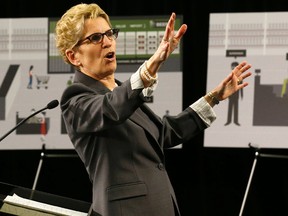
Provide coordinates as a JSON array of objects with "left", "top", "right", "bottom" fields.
[{"left": 66, "top": 49, "right": 80, "bottom": 66}]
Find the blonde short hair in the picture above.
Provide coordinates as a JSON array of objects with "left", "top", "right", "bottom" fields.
[{"left": 55, "top": 3, "right": 111, "bottom": 64}]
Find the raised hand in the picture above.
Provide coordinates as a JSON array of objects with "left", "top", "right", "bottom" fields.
[
  {"left": 211, "top": 61, "right": 252, "bottom": 101},
  {"left": 156, "top": 13, "right": 187, "bottom": 62}
]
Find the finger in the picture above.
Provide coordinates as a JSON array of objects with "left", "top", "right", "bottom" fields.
[
  {"left": 231, "top": 72, "right": 245, "bottom": 86},
  {"left": 236, "top": 64, "right": 252, "bottom": 80},
  {"left": 170, "top": 13, "right": 175, "bottom": 35},
  {"left": 232, "top": 61, "right": 247, "bottom": 74},
  {"left": 233, "top": 61, "right": 252, "bottom": 78},
  {"left": 222, "top": 72, "right": 234, "bottom": 86},
  {"left": 241, "top": 64, "right": 252, "bottom": 73},
  {"left": 238, "top": 71, "right": 252, "bottom": 85},
  {"left": 174, "top": 24, "right": 188, "bottom": 41},
  {"left": 235, "top": 61, "right": 247, "bottom": 70},
  {"left": 162, "top": 13, "right": 175, "bottom": 42},
  {"left": 237, "top": 82, "right": 249, "bottom": 88},
  {"left": 240, "top": 71, "right": 252, "bottom": 80}
]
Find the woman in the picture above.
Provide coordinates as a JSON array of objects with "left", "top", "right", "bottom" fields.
[{"left": 55, "top": 3, "right": 251, "bottom": 216}]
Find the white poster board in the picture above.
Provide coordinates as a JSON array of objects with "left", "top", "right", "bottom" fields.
[
  {"left": 0, "top": 16, "right": 183, "bottom": 149},
  {"left": 205, "top": 12, "right": 288, "bottom": 148}
]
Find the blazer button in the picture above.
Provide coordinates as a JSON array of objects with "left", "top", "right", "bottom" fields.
[{"left": 157, "top": 163, "right": 165, "bottom": 170}]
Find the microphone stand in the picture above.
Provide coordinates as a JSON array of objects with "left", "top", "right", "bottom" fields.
[
  {"left": 30, "top": 143, "right": 78, "bottom": 200},
  {"left": 32, "top": 144, "right": 46, "bottom": 191},
  {"left": 239, "top": 143, "right": 288, "bottom": 216},
  {"left": 31, "top": 144, "right": 78, "bottom": 192},
  {"left": 0, "top": 100, "right": 58, "bottom": 143}
]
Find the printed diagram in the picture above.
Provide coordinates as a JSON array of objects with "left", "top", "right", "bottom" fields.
[
  {"left": 208, "top": 12, "right": 288, "bottom": 127},
  {"left": 205, "top": 12, "right": 288, "bottom": 148},
  {"left": 224, "top": 51, "right": 288, "bottom": 127},
  {"left": 0, "top": 16, "right": 182, "bottom": 150}
]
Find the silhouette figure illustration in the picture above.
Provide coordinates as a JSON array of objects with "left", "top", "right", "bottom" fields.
[{"left": 224, "top": 61, "right": 244, "bottom": 126}]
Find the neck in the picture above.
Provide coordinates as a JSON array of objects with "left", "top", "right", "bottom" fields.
[
  {"left": 81, "top": 70, "right": 116, "bottom": 90},
  {"left": 99, "top": 77, "right": 117, "bottom": 90}
]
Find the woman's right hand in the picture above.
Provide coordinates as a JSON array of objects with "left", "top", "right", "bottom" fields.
[{"left": 147, "top": 13, "right": 188, "bottom": 74}]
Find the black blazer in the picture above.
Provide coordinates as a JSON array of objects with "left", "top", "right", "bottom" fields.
[{"left": 61, "top": 70, "right": 207, "bottom": 216}]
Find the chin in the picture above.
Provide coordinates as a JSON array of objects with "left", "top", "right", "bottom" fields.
[{"left": 107, "top": 64, "right": 117, "bottom": 74}]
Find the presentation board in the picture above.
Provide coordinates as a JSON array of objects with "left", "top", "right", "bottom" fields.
[
  {"left": 0, "top": 16, "right": 183, "bottom": 150},
  {"left": 205, "top": 12, "right": 288, "bottom": 148}
]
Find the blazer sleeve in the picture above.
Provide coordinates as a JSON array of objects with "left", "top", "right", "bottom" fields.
[
  {"left": 60, "top": 79, "right": 146, "bottom": 133},
  {"left": 161, "top": 107, "right": 208, "bottom": 148}
]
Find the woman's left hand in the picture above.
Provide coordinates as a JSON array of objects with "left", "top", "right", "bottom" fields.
[{"left": 212, "top": 61, "right": 252, "bottom": 101}]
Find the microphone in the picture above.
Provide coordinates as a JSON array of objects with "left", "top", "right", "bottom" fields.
[
  {"left": 47, "top": 100, "right": 59, "bottom": 109},
  {"left": 0, "top": 100, "right": 59, "bottom": 142}
]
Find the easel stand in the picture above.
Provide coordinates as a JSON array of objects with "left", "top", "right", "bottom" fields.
[
  {"left": 239, "top": 144, "right": 288, "bottom": 216},
  {"left": 32, "top": 144, "right": 78, "bottom": 191}
]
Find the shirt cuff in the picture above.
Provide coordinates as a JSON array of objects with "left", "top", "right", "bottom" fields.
[
  {"left": 190, "top": 97, "right": 217, "bottom": 127},
  {"left": 130, "top": 62, "right": 158, "bottom": 97}
]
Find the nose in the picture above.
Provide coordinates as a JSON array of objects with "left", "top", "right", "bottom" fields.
[{"left": 102, "top": 34, "right": 113, "bottom": 47}]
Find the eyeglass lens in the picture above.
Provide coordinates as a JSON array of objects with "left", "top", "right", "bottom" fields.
[{"left": 90, "top": 29, "right": 119, "bottom": 43}]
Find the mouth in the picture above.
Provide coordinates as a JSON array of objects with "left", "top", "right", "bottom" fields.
[{"left": 105, "top": 51, "right": 115, "bottom": 59}]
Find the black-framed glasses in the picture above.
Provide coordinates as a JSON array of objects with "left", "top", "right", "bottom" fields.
[{"left": 77, "top": 28, "right": 120, "bottom": 46}]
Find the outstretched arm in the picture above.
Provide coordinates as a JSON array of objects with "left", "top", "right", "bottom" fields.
[{"left": 204, "top": 61, "right": 252, "bottom": 107}]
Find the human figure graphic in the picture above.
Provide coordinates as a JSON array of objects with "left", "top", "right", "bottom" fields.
[
  {"left": 40, "top": 111, "right": 47, "bottom": 142},
  {"left": 281, "top": 78, "right": 288, "bottom": 97},
  {"left": 27, "top": 65, "right": 34, "bottom": 89},
  {"left": 224, "top": 61, "right": 244, "bottom": 126},
  {"left": 26, "top": 108, "right": 39, "bottom": 123},
  {"left": 163, "top": 110, "right": 170, "bottom": 118},
  {"left": 67, "top": 75, "right": 73, "bottom": 86}
]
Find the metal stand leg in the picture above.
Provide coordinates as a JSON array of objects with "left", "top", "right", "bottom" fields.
[
  {"left": 32, "top": 144, "right": 46, "bottom": 191},
  {"left": 239, "top": 150, "right": 259, "bottom": 216}
]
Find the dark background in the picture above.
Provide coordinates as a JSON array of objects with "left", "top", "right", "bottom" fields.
[{"left": 1, "top": 0, "right": 288, "bottom": 215}]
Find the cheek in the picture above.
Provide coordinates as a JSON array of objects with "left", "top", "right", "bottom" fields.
[{"left": 83, "top": 48, "right": 101, "bottom": 63}]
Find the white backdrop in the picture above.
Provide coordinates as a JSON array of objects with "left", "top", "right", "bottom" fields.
[
  {"left": 205, "top": 12, "right": 288, "bottom": 148},
  {"left": 0, "top": 16, "right": 183, "bottom": 150}
]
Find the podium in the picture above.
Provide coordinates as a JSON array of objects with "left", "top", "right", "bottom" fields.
[{"left": 0, "top": 181, "right": 91, "bottom": 215}]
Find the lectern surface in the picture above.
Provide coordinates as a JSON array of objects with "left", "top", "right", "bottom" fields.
[{"left": 0, "top": 182, "right": 90, "bottom": 216}]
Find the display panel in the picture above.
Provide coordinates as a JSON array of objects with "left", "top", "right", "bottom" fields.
[
  {"left": 0, "top": 16, "right": 183, "bottom": 149},
  {"left": 205, "top": 12, "right": 288, "bottom": 148}
]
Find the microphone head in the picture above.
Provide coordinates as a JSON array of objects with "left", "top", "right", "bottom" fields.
[{"left": 47, "top": 100, "right": 59, "bottom": 109}]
